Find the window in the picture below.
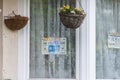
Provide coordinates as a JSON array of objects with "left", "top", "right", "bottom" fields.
[
  {"left": 30, "top": 0, "right": 76, "bottom": 79},
  {"left": 96, "top": 0, "right": 120, "bottom": 79},
  {"left": 18, "top": 0, "right": 88, "bottom": 80}
]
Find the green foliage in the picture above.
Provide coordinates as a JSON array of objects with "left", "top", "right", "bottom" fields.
[{"left": 59, "top": 5, "right": 84, "bottom": 15}]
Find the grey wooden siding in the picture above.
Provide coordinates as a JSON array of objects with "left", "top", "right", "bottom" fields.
[
  {"left": 96, "top": 0, "right": 120, "bottom": 79},
  {"left": 30, "top": 0, "right": 76, "bottom": 78}
]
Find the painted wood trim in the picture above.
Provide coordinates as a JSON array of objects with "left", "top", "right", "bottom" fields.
[
  {"left": 18, "top": 0, "right": 89, "bottom": 80},
  {"left": 18, "top": 0, "right": 30, "bottom": 80},
  {"left": 78, "top": 0, "right": 88, "bottom": 80},
  {"left": 87, "top": 0, "right": 96, "bottom": 80},
  {"left": 97, "top": 79, "right": 120, "bottom": 80},
  {"left": 0, "top": 0, "right": 3, "bottom": 79},
  {"left": 2, "top": 0, "right": 18, "bottom": 80},
  {"left": 29, "top": 79, "right": 76, "bottom": 80}
]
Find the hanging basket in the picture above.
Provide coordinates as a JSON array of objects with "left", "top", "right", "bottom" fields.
[
  {"left": 59, "top": 13, "right": 86, "bottom": 29},
  {"left": 4, "top": 12, "right": 29, "bottom": 30}
]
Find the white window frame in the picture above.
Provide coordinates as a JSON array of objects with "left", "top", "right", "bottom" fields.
[
  {"left": 18, "top": 0, "right": 96, "bottom": 80},
  {"left": 87, "top": 0, "right": 96, "bottom": 80}
]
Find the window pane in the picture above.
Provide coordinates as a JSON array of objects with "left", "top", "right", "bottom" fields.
[
  {"left": 30, "top": 0, "right": 76, "bottom": 78},
  {"left": 96, "top": 0, "right": 120, "bottom": 79}
]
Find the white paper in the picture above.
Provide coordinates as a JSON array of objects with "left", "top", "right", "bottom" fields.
[{"left": 42, "top": 37, "right": 66, "bottom": 54}]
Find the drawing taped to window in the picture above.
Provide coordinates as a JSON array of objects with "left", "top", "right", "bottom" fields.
[{"left": 41, "top": 38, "right": 66, "bottom": 55}]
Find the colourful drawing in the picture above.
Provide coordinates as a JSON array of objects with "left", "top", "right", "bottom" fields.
[
  {"left": 42, "top": 38, "right": 66, "bottom": 54},
  {"left": 108, "top": 33, "right": 120, "bottom": 49}
]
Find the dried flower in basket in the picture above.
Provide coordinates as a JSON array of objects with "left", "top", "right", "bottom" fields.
[
  {"left": 59, "top": 5, "right": 86, "bottom": 29},
  {"left": 59, "top": 5, "right": 84, "bottom": 15}
]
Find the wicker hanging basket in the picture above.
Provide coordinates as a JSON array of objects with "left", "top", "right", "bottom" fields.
[
  {"left": 59, "top": 13, "right": 86, "bottom": 29},
  {"left": 4, "top": 12, "right": 29, "bottom": 30}
]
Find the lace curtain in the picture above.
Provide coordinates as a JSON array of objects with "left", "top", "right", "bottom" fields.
[{"left": 30, "top": 0, "right": 76, "bottom": 78}]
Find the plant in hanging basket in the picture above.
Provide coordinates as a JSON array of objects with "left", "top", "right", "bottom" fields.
[
  {"left": 4, "top": 12, "right": 29, "bottom": 31},
  {"left": 59, "top": 5, "right": 86, "bottom": 29}
]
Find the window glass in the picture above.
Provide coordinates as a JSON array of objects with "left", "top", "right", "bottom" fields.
[
  {"left": 30, "top": 0, "right": 76, "bottom": 78},
  {"left": 96, "top": 0, "right": 120, "bottom": 79}
]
